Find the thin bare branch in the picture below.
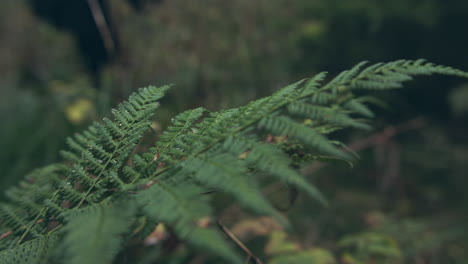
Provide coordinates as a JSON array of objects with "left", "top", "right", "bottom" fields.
[
  {"left": 217, "top": 219, "right": 263, "bottom": 264},
  {"left": 87, "top": 0, "right": 115, "bottom": 56}
]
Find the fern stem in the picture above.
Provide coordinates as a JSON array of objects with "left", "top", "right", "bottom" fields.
[
  {"left": 15, "top": 190, "right": 62, "bottom": 246},
  {"left": 146, "top": 80, "right": 320, "bottom": 181},
  {"left": 76, "top": 135, "right": 130, "bottom": 208},
  {"left": 15, "top": 209, "right": 44, "bottom": 246}
]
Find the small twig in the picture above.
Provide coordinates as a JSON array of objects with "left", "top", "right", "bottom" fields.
[
  {"left": 87, "top": 0, "right": 115, "bottom": 56},
  {"left": 217, "top": 219, "right": 263, "bottom": 264},
  {"left": 346, "top": 117, "right": 426, "bottom": 153},
  {"left": 0, "top": 230, "right": 12, "bottom": 240}
]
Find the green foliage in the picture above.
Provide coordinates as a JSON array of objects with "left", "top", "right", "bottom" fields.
[
  {"left": 0, "top": 60, "right": 467, "bottom": 263},
  {"left": 0, "top": 235, "right": 57, "bottom": 264},
  {"left": 62, "top": 202, "right": 135, "bottom": 264}
]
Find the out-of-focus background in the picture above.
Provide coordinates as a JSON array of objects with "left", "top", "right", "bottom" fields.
[{"left": 1, "top": 0, "right": 468, "bottom": 263}]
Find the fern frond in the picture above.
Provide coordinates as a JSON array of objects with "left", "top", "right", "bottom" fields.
[
  {"left": 1, "top": 60, "right": 467, "bottom": 263},
  {"left": 136, "top": 180, "right": 211, "bottom": 231},
  {"left": 0, "top": 85, "right": 168, "bottom": 251},
  {"left": 0, "top": 234, "right": 57, "bottom": 264},
  {"left": 347, "top": 59, "right": 468, "bottom": 90},
  {"left": 222, "top": 136, "right": 328, "bottom": 205},
  {"left": 287, "top": 102, "right": 371, "bottom": 130},
  {"left": 156, "top": 107, "right": 206, "bottom": 161},
  {"left": 180, "top": 154, "right": 281, "bottom": 219},
  {"left": 259, "top": 116, "right": 347, "bottom": 159},
  {"left": 135, "top": 179, "right": 243, "bottom": 263},
  {"left": 0, "top": 165, "right": 62, "bottom": 249},
  {"left": 345, "top": 99, "right": 375, "bottom": 118},
  {"left": 62, "top": 201, "right": 135, "bottom": 264}
]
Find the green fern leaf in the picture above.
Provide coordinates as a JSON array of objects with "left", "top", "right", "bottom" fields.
[
  {"left": 348, "top": 59, "right": 468, "bottom": 90},
  {"left": 0, "top": 235, "right": 57, "bottom": 264},
  {"left": 287, "top": 102, "right": 371, "bottom": 129},
  {"left": 62, "top": 201, "right": 135, "bottom": 264},
  {"left": 180, "top": 154, "right": 281, "bottom": 219},
  {"left": 222, "top": 136, "right": 328, "bottom": 205},
  {"left": 135, "top": 179, "right": 243, "bottom": 263},
  {"left": 1, "top": 60, "right": 467, "bottom": 264},
  {"left": 259, "top": 116, "right": 349, "bottom": 159},
  {"left": 0, "top": 85, "right": 168, "bottom": 251}
]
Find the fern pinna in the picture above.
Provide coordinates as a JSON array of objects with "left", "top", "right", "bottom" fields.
[{"left": 0, "top": 60, "right": 467, "bottom": 263}]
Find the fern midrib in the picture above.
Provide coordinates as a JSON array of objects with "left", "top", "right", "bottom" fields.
[
  {"left": 75, "top": 134, "right": 130, "bottom": 208},
  {"left": 13, "top": 106, "right": 158, "bottom": 246},
  {"left": 76, "top": 102, "right": 159, "bottom": 206},
  {"left": 15, "top": 206, "right": 46, "bottom": 246},
  {"left": 3, "top": 72, "right": 341, "bottom": 248},
  {"left": 145, "top": 79, "right": 329, "bottom": 182},
  {"left": 15, "top": 181, "right": 69, "bottom": 246},
  {"left": 16, "top": 195, "right": 116, "bottom": 250},
  {"left": 156, "top": 181, "right": 202, "bottom": 223},
  {"left": 16, "top": 134, "right": 127, "bottom": 246},
  {"left": 159, "top": 110, "right": 205, "bottom": 156}
]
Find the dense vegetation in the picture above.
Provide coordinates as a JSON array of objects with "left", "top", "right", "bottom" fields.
[
  {"left": 1, "top": 0, "right": 468, "bottom": 263},
  {"left": 1, "top": 60, "right": 466, "bottom": 264}
]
